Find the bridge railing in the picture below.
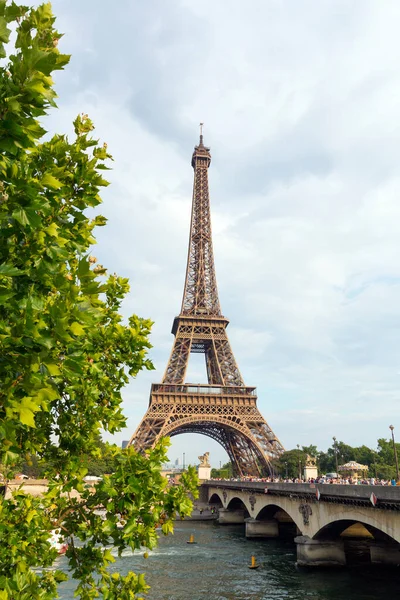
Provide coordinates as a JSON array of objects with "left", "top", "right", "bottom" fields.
[{"left": 204, "top": 480, "right": 400, "bottom": 504}]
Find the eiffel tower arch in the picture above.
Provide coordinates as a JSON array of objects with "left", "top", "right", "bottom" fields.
[{"left": 129, "top": 128, "right": 284, "bottom": 476}]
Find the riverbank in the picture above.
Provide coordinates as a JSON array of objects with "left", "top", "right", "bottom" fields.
[
  {"left": 182, "top": 501, "right": 218, "bottom": 521},
  {"left": 3, "top": 479, "right": 81, "bottom": 499}
]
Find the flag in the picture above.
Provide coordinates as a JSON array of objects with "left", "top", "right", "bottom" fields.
[{"left": 370, "top": 492, "right": 378, "bottom": 507}]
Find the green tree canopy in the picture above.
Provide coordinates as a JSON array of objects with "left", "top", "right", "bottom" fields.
[
  {"left": 276, "top": 440, "right": 400, "bottom": 481},
  {"left": 210, "top": 461, "right": 233, "bottom": 479},
  {"left": 0, "top": 3, "right": 197, "bottom": 598},
  {"left": 301, "top": 444, "right": 318, "bottom": 457},
  {"left": 276, "top": 449, "right": 308, "bottom": 479}
]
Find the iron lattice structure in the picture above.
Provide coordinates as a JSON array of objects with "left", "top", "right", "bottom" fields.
[{"left": 130, "top": 131, "right": 285, "bottom": 476}]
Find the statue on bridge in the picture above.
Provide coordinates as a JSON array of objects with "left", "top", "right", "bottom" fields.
[
  {"left": 306, "top": 455, "right": 317, "bottom": 467},
  {"left": 198, "top": 452, "right": 210, "bottom": 467},
  {"left": 304, "top": 454, "right": 318, "bottom": 480}
]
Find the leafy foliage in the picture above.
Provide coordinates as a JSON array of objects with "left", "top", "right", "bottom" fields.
[
  {"left": 9, "top": 434, "right": 121, "bottom": 478},
  {"left": 275, "top": 449, "right": 308, "bottom": 479},
  {"left": 277, "top": 439, "right": 400, "bottom": 480},
  {"left": 210, "top": 461, "right": 233, "bottom": 479},
  {"left": 0, "top": 3, "right": 198, "bottom": 598}
]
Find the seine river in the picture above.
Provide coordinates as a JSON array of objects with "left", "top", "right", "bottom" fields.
[{"left": 58, "top": 521, "right": 400, "bottom": 600}]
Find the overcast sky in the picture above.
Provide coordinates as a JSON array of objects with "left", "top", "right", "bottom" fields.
[{"left": 42, "top": 0, "right": 400, "bottom": 467}]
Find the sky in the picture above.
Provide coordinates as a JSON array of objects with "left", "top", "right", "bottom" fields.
[{"left": 38, "top": 0, "right": 400, "bottom": 467}]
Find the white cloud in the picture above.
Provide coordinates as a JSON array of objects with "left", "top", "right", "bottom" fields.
[{"left": 35, "top": 0, "right": 400, "bottom": 465}]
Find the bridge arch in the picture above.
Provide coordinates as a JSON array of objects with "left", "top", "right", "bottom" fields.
[
  {"left": 227, "top": 496, "right": 251, "bottom": 518},
  {"left": 313, "top": 515, "right": 400, "bottom": 545},
  {"left": 209, "top": 492, "right": 223, "bottom": 506},
  {"left": 255, "top": 501, "right": 303, "bottom": 534}
]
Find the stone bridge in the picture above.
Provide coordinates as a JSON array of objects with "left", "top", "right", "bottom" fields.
[{"left": 202, "top": 480, "right": 400, "bottom": 567}]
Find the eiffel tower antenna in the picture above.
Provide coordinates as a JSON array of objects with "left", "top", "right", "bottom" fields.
[{"left": 129, "top": 131, "right": 284, "bottom": 476}]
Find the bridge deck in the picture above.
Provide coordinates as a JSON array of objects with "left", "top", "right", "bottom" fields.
[{"left": 205, "top": 480, "right": 400, "bottom": 509}]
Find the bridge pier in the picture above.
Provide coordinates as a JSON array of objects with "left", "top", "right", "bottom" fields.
[
  {"left": 218, "top": 508, "right": 245, "bottom": 524},
  {"left": 370, "top": 541, "right": 400, "bottom": 566},
  {"left": 295, "top": 536, "right": 346, "bottom": 567},
  {"left": 245, "top": 518, "right": 279, "bottom": 538}
]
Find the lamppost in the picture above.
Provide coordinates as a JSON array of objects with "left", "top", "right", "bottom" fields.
[
  {"left": 183, "top": 452, "right": 185, "bottom": 471},
  {"left": 333, "top": 436, "right": 339, "bottom": 477},
  {"left": 284, "top": 461, "right": 288, "bottom": 479},
  {"left": 297, "top": 444, "right": 302, "bottom": 481},
  {"left": 389, "top": 425, "right": 400, "bottom": 481}
]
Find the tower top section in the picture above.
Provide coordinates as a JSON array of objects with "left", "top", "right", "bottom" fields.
[
  {"left": 191, "top": 122, "right": 211, "bottom": 169},
  {"left": 181, "top": 127, "right": 221, "bottom": 316}
]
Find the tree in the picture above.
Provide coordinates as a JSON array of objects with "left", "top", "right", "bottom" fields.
[
  {"left": 301, "top": 444, "right": 318, "bottom": 457},
  {"left": 0, "top": 3, "right": 197, "bottom": 598},
  {"left": 295, "top": 440, "right": 400, "bottom": 480},
  {"left": 80, "top": 433, "right": 118, "bottom": 477},
  {"left": 210, "top": 461, "right": 233, "bottom": 479},
  {"left": 276, "top": 449, "right": 308, "bottom": 479},
  {"left": 377, "top": 438, "right": 399, "bottom": 465},
  {"left": 318, "top": 441, "right": 355, "bottom": 474}
]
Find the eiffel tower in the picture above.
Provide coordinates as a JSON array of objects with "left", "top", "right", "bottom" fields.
[{"left": 130, "top": 127, "right": 284, "bottom": 476}]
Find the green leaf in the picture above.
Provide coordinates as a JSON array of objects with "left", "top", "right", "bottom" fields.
[
  {"left": 93, "top": 215, "right": 107, "bottom": 227},
  {"left": 42, "top": 173, "right": 63, "bottom": 189},
  {"left": 5, "top": 2, "right": 27, "bottom": 21},
  {"left": 0, "top": 264, "right": 23, "bottom": 276},
  {"left": 0, "top": 16, "right": 10, "bottom": 43},
  {"left": 19, "top": 407, "right": 36, "bottom": 428},
  {"left": 45, "top": 222, "right": 59, "bottom": 237},
  {"left": 12, "top": 208, "right": 29, "bottom": 226},
  {"left": 45, "top": 363, "right": 61, "bottom": 376},
  {"left": 35, "top": 386, "right": 59, "bottom": 402},
  {"left": 24, "top": 209, "right": 41, "bottom": 228},
  {"left": 36, "top": 335, "right": 54, "bottom": 349},
  {"left": 70, "top": 321, "right": 85, "bottom": 336},
  {"left": 26, "top": 509, "right": 36, "bottom": 524},
  {"left": 25, "top": 79, "right": 48, "bottom": 95},
  {"left": 161, "top": 521, "right": 174, "bottom": 535},
  {"left": 103, "top": 549, "right": 115, "bottom": 563}
]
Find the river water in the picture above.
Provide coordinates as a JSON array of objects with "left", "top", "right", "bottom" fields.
[{"left": 58, "top": 521, "right": 400, "bottom": 599}]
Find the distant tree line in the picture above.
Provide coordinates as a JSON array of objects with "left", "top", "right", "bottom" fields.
[
  {"left": 11, "top": 437, "right": 400, "bottom": 481},
  {"left": 4, "top": 434, "right": 119, "bottom": 479},
  {"left": 210, "top": 438, "right": 400, "bottom": 480},
  {"left": 211, "top": 461, "right": 234, "bottom": 479}
]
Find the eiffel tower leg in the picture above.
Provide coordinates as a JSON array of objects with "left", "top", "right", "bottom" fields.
[
  {"left": 247, "top": 421, "right": 285, "bottom": 463},
  {"left": 162, "top": 336, "right": 192, "bottom": 384},
  {"left": 223, "top": 429, "right": 266, "bottom": 477},
  {"left": 213, "top": 336, "right": 244, "bottom": 386},
  {"left": 224, "top": 429, "right": 250, "bottom": 477},
  {"left": 205, "top": 342, "right": 224, "bottom": 384},
  {"left": 129, "top": 412, "right": 167, "bottom": 453}
]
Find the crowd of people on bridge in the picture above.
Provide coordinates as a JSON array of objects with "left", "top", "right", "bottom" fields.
[{"left": 210, "top": 475, "right": 400, "bottom": 486}]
